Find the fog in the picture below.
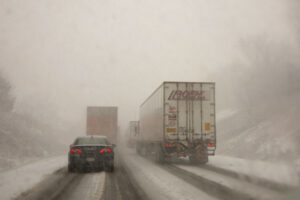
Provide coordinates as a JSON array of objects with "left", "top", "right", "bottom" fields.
[{"left": 0, "top": 0, "right": 299, "bottom": 155}]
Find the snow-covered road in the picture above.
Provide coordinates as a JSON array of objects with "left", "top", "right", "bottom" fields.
[
  {"left": 119, "top": 147, "right": 298, "bottom": 200},
  {"left": 119, "top": 148, "right": 218, "bottom": 200},
  {"left": 173, "top": 164, "right": 282, "bottom": 200},
  {"left": 54, "top": 172, "right": 105, "bottom": 200},
  {"left": 0, "top": 155, "right": 66, "bottom": 200},
  {"left": 1, "top": 149, "right": 298, "bottom": 200}
]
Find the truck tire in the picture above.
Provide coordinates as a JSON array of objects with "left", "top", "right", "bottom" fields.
[
  {"left": 159, "top": 152, "right": 165, "bottom": 164},
  {"left": 141, "top": 145, "right": 148, "bottom": 157},
  {"left": 155, "top": 149, "right": 165, "bottom": 163}
]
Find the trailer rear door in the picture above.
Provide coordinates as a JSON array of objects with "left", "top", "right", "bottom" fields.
[{"left": 164, "top": 82, "right": 216, "bottom": 154}]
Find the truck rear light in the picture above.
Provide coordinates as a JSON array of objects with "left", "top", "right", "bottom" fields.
[
  {"left": 70, "top": 148, "right": 82, "bottom": 154},
  {"left": 106, "top": 148, "right": 112, "bottom": 153}
]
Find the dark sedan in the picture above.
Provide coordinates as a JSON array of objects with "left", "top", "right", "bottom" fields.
[{"left": 68, "top": 136, "right": 115, "bottom": 172}]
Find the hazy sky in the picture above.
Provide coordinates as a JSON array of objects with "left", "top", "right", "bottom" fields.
[{"left": 0, "top": 0, "right": 298, "bottom": 135}]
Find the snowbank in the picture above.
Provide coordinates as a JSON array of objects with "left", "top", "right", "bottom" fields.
[
  {"left": 0, "top": 155, "right": 66, "bottom": 200},
  {"left": 209, "top": 155, "right": 299, "bottom": 186}
]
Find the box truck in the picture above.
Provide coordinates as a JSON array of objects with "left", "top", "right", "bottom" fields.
[
  {"left": 136, "top": 82, "right": 216, "bottom": 164},
  {"left": 86, "top": 106, "right": 118, "bottom": 144}
]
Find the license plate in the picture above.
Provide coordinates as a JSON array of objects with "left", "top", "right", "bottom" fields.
[
  {"left": 86, "top": 157, "right": 95, "bottom": 162},
  {"left": 85, "top": 147, "right": 96, "bottom": 151}
]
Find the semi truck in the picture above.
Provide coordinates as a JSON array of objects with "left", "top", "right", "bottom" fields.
[
  {"left": 126, "top": 121, "right": 139, "bottom": 147},
  {"left": 136, "top": 82, "right": 216, "bottom": 164},
  {"left": 86, "top": 106, "right": 118, "bottom": 144}
]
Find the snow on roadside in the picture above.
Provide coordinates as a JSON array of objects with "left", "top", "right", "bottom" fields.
[
  {"left": 0, "top": 155, "right": 67, "bottom": 200},
  {"left": 216, "top": 109, "right": 238, "bottom": 122},
  {"left": 174, "top": 164, "right": 282, "bottom": 200},
  {"left": 209, "top": 155, "right": 299, "bottom": 186}
]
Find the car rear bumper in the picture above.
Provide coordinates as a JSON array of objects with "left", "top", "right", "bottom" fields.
[{"left": 69, "top": 155, "right": 113, "bottom": 167}]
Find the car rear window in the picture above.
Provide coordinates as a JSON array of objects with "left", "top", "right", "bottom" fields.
[{"left": 74, "top": 137, "right": 110, "bottom": 145}]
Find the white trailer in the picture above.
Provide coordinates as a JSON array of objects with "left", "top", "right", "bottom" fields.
[{"left": 136, "top": 82, "right": 216, "bottom": 163}]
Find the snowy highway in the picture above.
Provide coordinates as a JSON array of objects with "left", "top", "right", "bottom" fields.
[
  {"left": 1, "top": 0, "right": 300, "bottom": 199},
  {"left": 1, "top": 147, "right": 296, "bottom": 200},
  {"left": 119, "top": 148, "right": 294, "bottom": 200}
]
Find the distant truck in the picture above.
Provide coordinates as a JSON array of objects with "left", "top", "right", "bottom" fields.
[
  {"left": 86, "top": 106, "right": 118, "bottom": 144},
  {"left": 136, "top": 82, "right": 216, "bottom": 164},
  {"left": 126, "top": 121, "right": 139, "bottom": 147}
]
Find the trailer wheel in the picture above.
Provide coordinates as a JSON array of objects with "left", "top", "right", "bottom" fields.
[
  {"left": 154, "top": 145, "right": 165, "bottom": 164},
  {"left": 140, "top": 145, "right": 148, "bottom": 157}
]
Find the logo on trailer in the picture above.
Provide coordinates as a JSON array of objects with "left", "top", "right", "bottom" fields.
[{"left": 168, "top": 90, "right": 209, "bottom": 101}]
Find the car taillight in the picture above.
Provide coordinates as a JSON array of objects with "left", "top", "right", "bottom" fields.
[
  {"left": 99, "top": 149, "right": 105, "bottom": 154},
  {"left": 208, "top": 144, "right": 215, "bottom": 147},
  {"left": 99, "top": 148, "right": 112, "bottom": 154},
  {"left": 70, "top": 148, "right": 82, "bottom": 154}
]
